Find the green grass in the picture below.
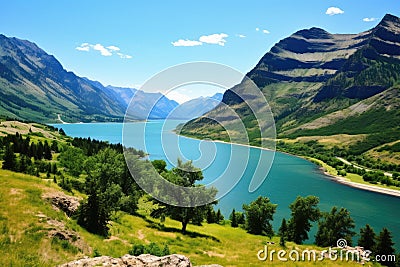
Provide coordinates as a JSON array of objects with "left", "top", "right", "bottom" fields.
[{"left": 0, "top": 168, "right": 376, "bottom": 266}]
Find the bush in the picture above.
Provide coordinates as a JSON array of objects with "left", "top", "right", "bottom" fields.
[{"left": 129, "top": 242, "right": 170, "bottom": 257}]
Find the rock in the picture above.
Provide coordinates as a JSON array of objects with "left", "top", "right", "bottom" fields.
[
  {"left": 43, "top": 191, "right": 81, "bottom": 216},
  {"left": 59, "top": 254, "right": 193, "bottom": 267}
]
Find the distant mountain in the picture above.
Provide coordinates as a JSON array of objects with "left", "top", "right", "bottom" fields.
[
  {"left": 0, "top": 34, "right": 125, "bottom": 123},
  {"left": 169, "top": 93, "right": 223, "bottom": 120},
  {"left": 182, "top": 14, "right": 400, "bottom": 148},
  {"left": 86, "top": 82, "right": 223, "bottom": 120}
]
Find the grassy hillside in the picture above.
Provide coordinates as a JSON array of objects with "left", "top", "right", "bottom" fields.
[{"left": 0, "top": 168, "right": 377, "bottom": 267}]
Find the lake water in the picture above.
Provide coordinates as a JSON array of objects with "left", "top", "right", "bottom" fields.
[{"left": 52, "top": 121, "right": 400, "bottom": 247}]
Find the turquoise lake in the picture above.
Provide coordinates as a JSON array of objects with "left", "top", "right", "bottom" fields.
[{"left": 52, "top": 121, "right": 400, "bottom": 247}]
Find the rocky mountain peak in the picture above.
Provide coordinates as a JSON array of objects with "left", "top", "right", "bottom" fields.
[{"left": 294, "top": 27, "right": 332, "bottom": 40}]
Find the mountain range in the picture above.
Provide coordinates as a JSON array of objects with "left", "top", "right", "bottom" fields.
[
  {"left": 0, "top": 35, "right": 222, "bottom": 123},
  {"left": 181, "top": 14, "right": 400, "bottom": 153}
]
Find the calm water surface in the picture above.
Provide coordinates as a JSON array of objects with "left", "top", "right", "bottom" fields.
[{"left": 52, "top": 121, "right": 400, "bottom": 246}]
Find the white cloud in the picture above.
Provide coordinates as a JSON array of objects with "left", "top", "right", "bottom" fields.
[
  {"left": 363, "top": 17, "right": 377, "bottom": 22},
  {"left": 172, "top": 33, "right": 228, "bottom": 47},
  {"left": 107, "top": 45, "right": 120, "bottom": 51},
  {"left": 171, "top": 39, "right": 203, "bottom": 47},
  {"left": 76, "top": 43, "right": 90, "bottom": 51},
  {"left": 117, "top": 53, "right": 132, "bottom": 59},
  {"left": 262, "top": 29, "right": 270, "bottom": 34},
  {"left": 75, "top": 42, "right": 131, "bottom": 59},
  {"left": 255, "top": 27, "right": 260, "bottom": 31},
  {"left": 199, "top": 33, "right": 228, "bottom": 46},
  {"left": 236, "top": 34, "right": 246, "bottom": 38},
  {"left": 326, "top": 7, "right": 344, "bottom": 16},
  {"left": 93, "top": 43, "right": 112, "bottom": 56}
]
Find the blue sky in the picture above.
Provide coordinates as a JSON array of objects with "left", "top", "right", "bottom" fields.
[{"left": 2, "top": 0, "right": 400, "bottom": 102}]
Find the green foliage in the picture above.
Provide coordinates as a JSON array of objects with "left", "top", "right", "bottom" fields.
[
  {"left": 150, "top": 159, "right": 218, "bottom": 233},
  {"left": 72, "top": 147, "right": 145, "bottom": 236},
  {"left": 315, "top": 207, "right": 355, "bottom": 247},
  {"left": 2, "top": 143, "right": 16, "bottom": 171},
  {"left": 51, "top": 236, "right": 80, "bottom": 254},
  {"left": 358, "top": 224, "right": 376, "bottom": 251},
  {"left": 375, "top": 228, "right": 396, "bottom": 267},
  {"left": 242, "top": 196, "right": 277, "bottom": 237},
  {"left": 278, "top": 218, "right": 288, "bottom": 247},
  {"left": 287, "top": 196, "right": 320, "bottom": 244},
  {"left": 59, "top": 146, "right": 85, "bottom": 177},
  {"left": 229, "top": 209, "right": 238, "bottom": 228},
  {"left": 129, "top": 242, "right": 170, "bottom": 257}
]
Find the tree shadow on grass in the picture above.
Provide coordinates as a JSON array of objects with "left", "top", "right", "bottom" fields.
[{"left": 144, "top": 218, "right": 220, "bottom": 242}]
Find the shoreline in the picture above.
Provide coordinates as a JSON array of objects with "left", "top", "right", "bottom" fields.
[
  {"left": 184, "top": 135, "right": 400, "bottom": 198},
  {"left": 321, "top": 169, "right": 400, "bottom": 198}
]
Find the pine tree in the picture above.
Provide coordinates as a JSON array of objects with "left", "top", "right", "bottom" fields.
[
  {"left": 37, "top": 141, "right": 44, "bottom": 160},
  {"left": 216, "top": 209, "right": 224, "bottom": 224},
  {"left": 206, "top": 207, "right": 216, "bottom": 224},
  {"left": 287, "top": 196, "right": 320, "bottom": 244},
  {"left": 358, "top": 224, "right": 376, "bottom": 251},
  {"left": 315, "top": 207, "right": 355, "bottom": 247},
  {"left": 375, "top": 228, "right": 395, "bottom": 267},
  {"left": 279, "top": 218, "right": 288, "bottom": 247},
  {"left": 2, "top": 144, "right": 16, "bottom": 170},
  {"left": 51, "top": 140, "right": 59, "bottom": 153},
  {"left": 230, "top": 209, "right": 238, "bottom": 227},
  {"left": 44, "top": 141, "right": 52, "bottom": 160},
  {"left": 243, "top": 196, "right": 277, "bottom": 237}
]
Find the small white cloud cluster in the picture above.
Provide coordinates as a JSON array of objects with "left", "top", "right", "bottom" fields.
[
  {"left": 172, "top": 33, "right": 228, "bottom": 47},
  {"left": 326, "top": 7, "right": 344, "bottom": 16},
  {"left": 363, "top": 17, "right": 377, "bottom": 22},
  {"left": 75, "top": 43, "right": 132, "bottom": 59},
  {"left": 255, "top": 28, "right": 270, "bottom": 34}
]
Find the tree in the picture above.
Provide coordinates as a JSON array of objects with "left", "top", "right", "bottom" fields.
[
  {"left": 76, "top": 179, "right": 110, "bottom": 236},
  {"left": 150, "top": 159, "right": 217, "bottom": 233},
  {"left": 230, "top": 209, "right": 238, "bottom": 227},
  {"left": 315, "top": 207, "right": 355, "bottom": 247},
  {"left": 206, "top": 207, "right": 217, "bottom": 224},
  {"left": 76, "top": 148, "right": 131, "bottom": 236},
  {"left": 59, "top": 128, "right": 66, "bottom": 136},
  {"left": 287, "top": 195, "right": 320, "bottom": 244},
  {"left": 242, "top": 196, "right": 277, "bottom": 237},
  {"left": 51, "top": 140, "right": 59, "bottom": 153},
  {"left": 375, "top": 228, "right": 396, "bottom": 267},
  {"left": 236, "top": 212, "right": 245, "bottom": 225},
  {"left": 59, "top": 146, "right": 85, "bottom": 177},
  {"left": 2, "top": 144, "right": 16, "bottom": 171},
  {"left": 358, "top": 224, "right": 376, "bottom": 251},
  {"left": 279, "top": 218, "right": 288, "bottom": 247},
  {"left": 43, "top": 141, "right": 52, "bottom": 160},
  {"left": 216, "top": 209, "right": 224, "bottom": 224}
]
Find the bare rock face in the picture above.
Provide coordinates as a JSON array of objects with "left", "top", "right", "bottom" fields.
[
  {"left": 58, "top": 254, "right": 193, "bottom": 267},
  {"left": 43, "top": 191, "right": 81, "bottom": 216}
]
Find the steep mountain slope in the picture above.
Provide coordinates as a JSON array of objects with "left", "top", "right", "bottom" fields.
[
  {"left": 0, "top": 34, "right": 125, "bottom": 123},
  {"left": 182, "top": 14, "right": 400, "bottom": 148}
]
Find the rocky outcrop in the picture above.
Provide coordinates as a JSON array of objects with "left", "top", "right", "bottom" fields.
[
  {"left": 59, "top": 254, "right": 192, "bottom": 267},
  {"left": 59, "top": 254, "right": 224, "bottom": 267},
  {"left": 43, "top": 192, "right": 81, "bottom": 216}
]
